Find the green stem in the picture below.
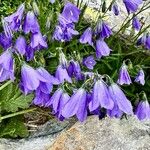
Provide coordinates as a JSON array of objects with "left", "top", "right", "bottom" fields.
[
  {"left": 0, "top": 80, "right": 12, "bottom": 91},
  {"left": 0, "top": 108, "right": 37, "bottom": 121}
]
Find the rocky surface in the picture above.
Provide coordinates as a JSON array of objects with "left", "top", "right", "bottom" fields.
[
  {"left": 48, "top": 116, "right": 150, "bottom": 150},
  {"left": 0, "top": 118, "right": 76, "bottom": 150}
]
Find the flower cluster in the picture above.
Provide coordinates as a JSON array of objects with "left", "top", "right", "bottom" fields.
[{"left": 0, "top": 0, "right": 150, "bottom": 123}]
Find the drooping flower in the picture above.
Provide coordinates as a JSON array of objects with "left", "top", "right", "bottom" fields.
[
  {"left": 83, "top": 55, "right": 96, "bottom": 70},
  {"left": 47, "top": 89, "right": 70, "bottom": 121},
  {"left": 4, "top": 3, "right": 25, "bottom": 31},
  {"left": 135, "top": 100, "right": 150, "bottom": 120},
  {"left": 123, "top": 0, "right": 143, "bottom": 14},
  {"left": 0, "top": 50, "right": 15, "bottom": 82},
  {"left": 25, "top": 45, "right": 35, "bottom": 61},
  {"left": 23, "top": 11, "right": 40, "bottom": 34},
  {"left": 112, "top": 2, "right": 119, "bottom": 16},
  {"left": 79, "top": 27, "right": 93, "bottom": 46},
  {"left": 37, "top": 67, "right": 59, "bottom": 94},
  {"left": 96, "top": 39, "right": 112, "bottom": 58},
  {"left": 145, "top": 34, "right": 150, "bottom": 50},
  {"left": 62, "top": 88, "right": 87, "bottom": 122},
  {"left": 33, "top": 90, "right": 50, "bottom": 107},
  {"left": 45, "top": 88, "right": 63, "bottom": 108},
  {"left": 136, "top": 34, "right": 147, "bottom": 46},
  {"left": 30, "top": 32, "right": 48, "bottom": 49},
  {"left": 2, "top": 17, "right": 13, "bottom": 38},
  {"left": 107, "top": 104, "right": 123, "bottom": 118},
  {"left": 109, "top": 83, "right": 133, "bottom": 115},
  {"left": 68, "top": 60, "right": 83, "bottom": 80},
  {"left": 96, "top": 20, "right": 112, "bottom": 38},
  {"left": 135, "top": 69, "right": 145, "bottom": 85},
  {"left": 89, "top": 80, "right": 114, "bottom": 112},
  {"left": 117, "top": 63, "right": 132, "bottom": 85},
  {"left": 15, "top": 36, "right": 27, "bottom": 55},
  {"left": 0, "top": 32, "right": 12, "bottom": 50},
  {"left": 61, "top": 2, "right": 80, "bottom": 23},
  {"left": 55, "top": 65, "right": 72, "bottom": 83},
  {"left": 132, "top": 17, "right": 141, "bottom": 31},
  {"left": 59, "top": 51, "right": 68, "bottom": 68},
  {"left": 20, "top": 64, "right": 47, "bottom": 95}
]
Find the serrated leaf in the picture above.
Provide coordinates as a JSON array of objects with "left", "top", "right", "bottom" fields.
[
  {"left": 0, "top": 83, "right": 34, "bottom": 113},
  {"left": 0, "top": 116, "right": 29, "bottom": 138}
]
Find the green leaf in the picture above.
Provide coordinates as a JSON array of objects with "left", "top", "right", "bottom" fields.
[
  {"left": 0, "top": 83, "right": 34, "bottom": 113},
  {"left": 0, "top": 116, "right": 29, "bottom": 138}
]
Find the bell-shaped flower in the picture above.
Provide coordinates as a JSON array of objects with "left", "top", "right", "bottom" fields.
[
  {"left": 109, "top": 83, "right": 133, "bottom": 115},
  {"left": 96, "top": 39, "right": 112, "bottom": 58},
  {"left": 89, "top": 80, "right": 114, "bottom": 112},
  {"left": 117, "top": 63, "right": 132, "bottom": 85},
  {"left": 45, "top": 88, "right": 63, "bottom": 108},
  {"left": 96, "top": 20, "right": 112, "bottom": 38},
  {"left": 107, "top": 104, "right": 123, "bottom": 118},
  {"left": 20, "top": 64, "right": 47, "bottom": 95},
  {"left": 61, "top": 2, "right": 80, "bottom": 23},
  {"left": 83, "top": 55, "right": 96, "bottom": 70},
  {"left": 132, "top": 17, "right": 141, "bottom": 31},
  {"left": 135, "top": 100, "right": 150, "bottom": 120},
  {"left": 0, "top": 32, "right": 12, "bottom": 50},
  {"left": 79, "top": 27, "right": 93, "bottom": 46},
  {"left": 33, "top": 90, "right": 50, "bottom": 107},
  {"left": 15, "top": 36, "right": 27, "bottom": 55},
  {"left": 62, "top": 88, "right": 87, "bottom": 122},
  {"left": 55, "top": 65, "right": 72, "bottom": 83},
  {"left": 0, "top": 50, "right": 15, "bottom": 82},
  {"left": 68, "top": 60, "right": 83, "bottom": 80},
  {"left": 146, "top": 35, "right": 150, "bottom": 50},
  {"left": 123, "top": 0, "right": 142, "bottom": 14},
  {"left": 25, "top": 45, "right": 35, "bottom": 61},
  {"left": 135, "top": 69, "right": 145, "bottom": 85},
  {"left": 5, "top": 3, "right": 25, "bottom": 31},
  {"left": 36, "top": 67, "right": 59, "bottom": 94},
  {"left": 30, "top": 32, "right": 48, "bottom": 49},
  {"left": 112, "top": 2, "right": 119, "bottom": 16},
  {"left": 23, "top": 11, "right": 40, "bottom": 34}
]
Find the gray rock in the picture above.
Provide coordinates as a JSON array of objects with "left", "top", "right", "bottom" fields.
[
  {"left": 0, "top": 118, "right": 76, "bottom": 150},
  {"left": 48, "top": 116, "right": 150, "bottom": 150}
]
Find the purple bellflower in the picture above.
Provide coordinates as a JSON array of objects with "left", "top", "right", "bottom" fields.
[
  {"left": 107, "top": 104, "right": 123, "bottom": 118},
  {"left": 135, "top": 100, "right": 150, "bottom": 120},
  {"left": 83, "top": 55, "right": 96, "bottom": 70},
  {"left": 117, "top": 63, "right": 132, "bottom": 85},
  {"left": 112, "top": 2, "right": 119, "bottom": 16},
  {"left": 79, "top": 27, "right": 93, "bottom": 46},
  {"left": 68, "top": 60, "right": 83, "bottom": 80},
  {"left": 96, "top": 20, "right": 112, "bottom": 38},
  {"left": 89, "top": 80, "right": 114, "bottom": 112},
  {"left": 33, "top": 90, "right": 50, "bottom": 107},
  {"left": 55, "top": 65, "right": 72, "bottom": 83},
  {"left": 132, "top": 17, "right": 141, "bottom": 31},
  {"left": 137, "top": 34, "right": 147, "bottom": 46},
  {"left": 20, "top": 64, "right": 47, "bottom": 95},
  {"left": 96, "top": 39, "right": 112, "bottom": 58},
  {"left": 0, "top": 32, "right": 12, "bottom": 50},
  {"left": 123, "top": 0, "right": 143, "bottom": 14},
  {"left": 109, "top": 83, "right": 133, "bottom": 115},
  {"left": 146, "top": 34, "right": 150, "bottom": 50},
  {"left": 62, "top": 88, "right": 87, "bottom": 122},
  {"left": 0, "top": 50, "right": 15, "bottom": 82},
  {"left": 45, "top": 88, "right": 63, "bottom": 108},
  {"left": 61, "top": 2, "right": 80, "bottom": 23},
  {"left": 135, "top": 69, "right": 145, "bottom": 85},
  {"left": 4, "top": 3, "right": 25, "bottom": 31},
  {"left": 25, "top": 45, "right": 35, "bottom": 61},
  {"left": 36, "top": 67, "right": 59, "bottom": 93},
  {"left": 23, "top": 11, "right": 40, "bottom": 34},
  {"left": 15, "top": 36, "right": 27, "bottom": 55},
  {"left": 30, "top": 32, "right": 48, "bottom": 49}
]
